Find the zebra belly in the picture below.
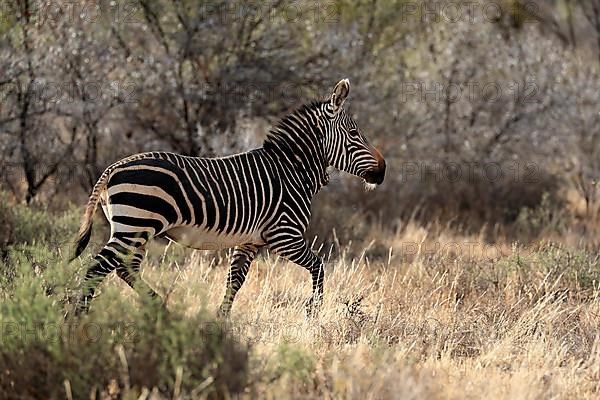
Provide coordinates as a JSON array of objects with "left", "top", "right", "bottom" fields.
[{"left": 164, "top": 226, "right": 263, "bottom": 250}]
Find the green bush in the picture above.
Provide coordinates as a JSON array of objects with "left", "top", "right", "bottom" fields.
[
  {"left": 270, "top": 343, "right": 316, "bottom": 385},
  {"left": 0, "top": 254, "right": 249, "bottom": 399},
  {"left": 0, "top": 192, "right": 80, "bottom": 253}
]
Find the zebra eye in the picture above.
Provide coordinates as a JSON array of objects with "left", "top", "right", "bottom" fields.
[{"left": 348, "top": 129, "right": 359, "bottom": 137}]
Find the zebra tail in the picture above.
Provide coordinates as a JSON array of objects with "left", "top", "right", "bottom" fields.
[{"left": 71, "top": 170, "right": 110, "bottom": 261}]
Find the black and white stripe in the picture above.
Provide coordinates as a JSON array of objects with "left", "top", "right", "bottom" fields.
[{"left": 72, "top": 79, "right": 386, "bottom": 315}]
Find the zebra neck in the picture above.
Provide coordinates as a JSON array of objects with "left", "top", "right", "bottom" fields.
[
  {"left": 263, "top": 101, "right": 330, "bottom": 195},
  {"left": 262, "top": 138, "right": 329, "bottom": 196}
]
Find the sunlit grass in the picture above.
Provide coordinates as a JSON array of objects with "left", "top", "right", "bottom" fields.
[
  {"left": 135, "top": 232, "right": 599, "bottom": 399},
  {"left": 1, "top": 202, "right": 599, "bottom": 398}
]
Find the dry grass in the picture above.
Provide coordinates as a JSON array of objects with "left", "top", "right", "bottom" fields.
[
  {"left": 108, "top": 224, "right": 600, "bottom": 399},
  {"left": 2, "top": 196, "right": 598, "bottom": 398}
]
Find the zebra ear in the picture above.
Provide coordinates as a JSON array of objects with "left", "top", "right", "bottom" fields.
[{"left": 330, "top": 79, "right": 350, "bottom": 113}]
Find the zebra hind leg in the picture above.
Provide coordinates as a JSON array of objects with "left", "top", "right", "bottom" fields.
[
  {"left": 75, "top": 242, "right": 125, "bottom": 315},
  {"left": 115, "top": 246, "right": 164, "bottom": 308},
  {"left": 217, "top": 245, "right": 259, "bottom": 318}
]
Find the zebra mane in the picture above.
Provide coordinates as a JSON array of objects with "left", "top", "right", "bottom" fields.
[
  {"left": 263, "top": 100, "right": 325, "bottom": 149},
  {"left": 262, "top": 100, "right": 330, "bottom": 194}
]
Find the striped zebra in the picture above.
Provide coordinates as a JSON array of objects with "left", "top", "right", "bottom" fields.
[{"left": 71, "top": 79, "right": 385, "bottom": 316}]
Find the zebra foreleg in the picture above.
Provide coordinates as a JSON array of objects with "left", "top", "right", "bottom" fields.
[
  {"left": 218, "top": 245, "right": 258, "bottom": 318},
  {"left": 303, "top": 257, "right": 325, "bottom": 317},
  {"left": 269, "top": 239, "right": 325, "bottom": 316}
]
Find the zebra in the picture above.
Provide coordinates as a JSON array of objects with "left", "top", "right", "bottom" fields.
[{"left": 71, "top": 79, "right": 386, "bottom": 316}]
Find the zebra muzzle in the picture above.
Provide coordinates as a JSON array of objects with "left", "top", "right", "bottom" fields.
[{"left": 363, "top": 158, "right": 386, "bottom": 185}]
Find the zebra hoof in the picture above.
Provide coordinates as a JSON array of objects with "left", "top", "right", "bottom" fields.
[
  {"left": 72, "top": 297, "right": 92, "bottom": 317},
  {"left": 64, "top": 306, "right": 84, "bottom": 320},
  {"left": 304, "top": 297, "right": 322, "bottom": 318},
  {"left": 217, "top": 305, "right": 231, "bottom": 319},
  {"left": 143, "top": 296, "right": 167, "bottom": 314}
]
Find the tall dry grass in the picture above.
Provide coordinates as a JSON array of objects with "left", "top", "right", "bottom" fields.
[
  {"left": 119, "top": 222, "right": 599, "bottom": 399},
  {"left": 1, "top": 196, "right": 598, "bottom": 398}
]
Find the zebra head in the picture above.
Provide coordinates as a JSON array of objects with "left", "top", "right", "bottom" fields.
[{"left": 324, "top": 79, "right": 386, "bottom": 187}]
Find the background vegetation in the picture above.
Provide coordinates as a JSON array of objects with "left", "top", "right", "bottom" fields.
[{"left": 1, "top": 0, "right": 599, "bottom": 399}]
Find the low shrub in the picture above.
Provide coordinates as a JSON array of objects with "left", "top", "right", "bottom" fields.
[
  {"left": 0, "top": 255, "right": 249, "bottom": 399},
  {"left": 0, "top": 191, "right": 80, "bottom": 255}
]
